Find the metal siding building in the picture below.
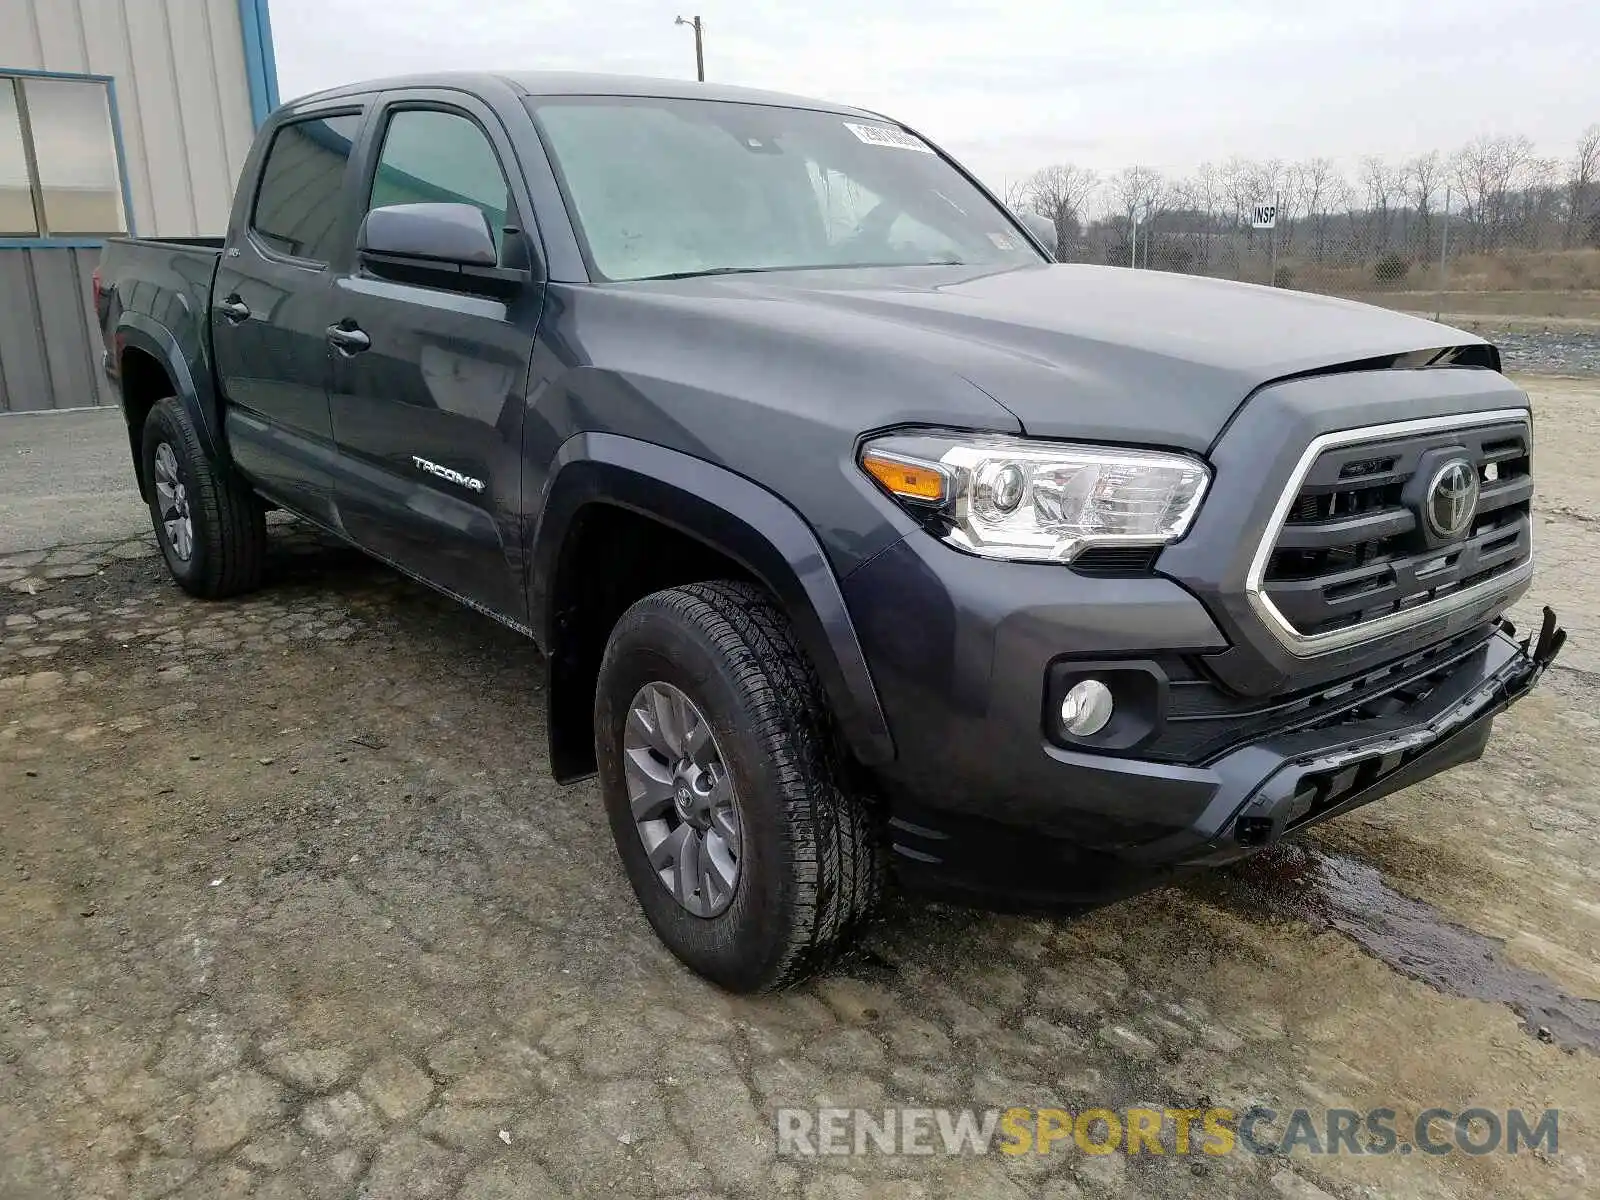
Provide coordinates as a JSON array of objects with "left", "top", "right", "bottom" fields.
[{"left": 0, "top": 0, "right": 276, "bottom": 412}]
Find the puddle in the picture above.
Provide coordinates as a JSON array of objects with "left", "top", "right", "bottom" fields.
[{"left": 1196, "top": 843, "right": 1600, "bottom": 1055}]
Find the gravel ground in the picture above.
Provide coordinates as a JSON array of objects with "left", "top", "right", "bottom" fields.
[
  {"left": 1, "top": 378, "right": 1598, "bottom": 1200},
  {"left": 1486, "top": 328, "right": 1600, "bottom": 376}
]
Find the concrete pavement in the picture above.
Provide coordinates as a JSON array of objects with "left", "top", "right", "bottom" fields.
[{"left": 0, "top": 407, "right": 145, "bottom": 555}]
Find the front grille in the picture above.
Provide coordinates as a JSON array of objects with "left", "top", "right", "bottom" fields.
[{"left": 1259, "top": 417, "right": 1532, "bottom": 640}]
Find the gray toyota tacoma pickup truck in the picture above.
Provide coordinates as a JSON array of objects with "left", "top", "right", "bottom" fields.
[{"left": 95, "top": 72, "right": 1564, "bottom": 992}]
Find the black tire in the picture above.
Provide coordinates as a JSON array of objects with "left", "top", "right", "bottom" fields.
[
  {"left": 595, "top": 581, "right": 882, "bottom": 992},
  {"left": 141, "top": 397, "right": 266, "bottom": 599}
]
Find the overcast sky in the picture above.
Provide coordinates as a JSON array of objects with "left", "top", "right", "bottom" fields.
[{"left": 272, "top": 0, "right": 1600, "bottom": 190}]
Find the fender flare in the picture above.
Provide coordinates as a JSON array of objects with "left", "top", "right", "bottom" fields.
[
  {"left": 531, "top": 432, "right": 895, "bottom": 767},
  {"left": 114, "top": 312, "right": 224, "bottom": 468}
]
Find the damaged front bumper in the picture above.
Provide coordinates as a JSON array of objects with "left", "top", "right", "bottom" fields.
[
  {"left": 885, "top": 609, "right": 1566, "bottom": 911},
  {"left": 1153, "top": 606, "right": 1567, "bottom": 866}
]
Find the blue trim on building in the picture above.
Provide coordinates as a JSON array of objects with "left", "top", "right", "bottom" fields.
[
  {"left": 0, "top": 237, "right": 110, "bottom": 249},
  {"left": 0, "top": 66, "right": 114, "bottom": 80},
  {"left": 0, "top": 240, "right": 111, "bottom": 251},
  {"left": 0, "top": 66, "right": 136, "bottom": 247},
  {"left": 238, "top": 0, "right": 282, "bottom": 128},
  {"left": 106, "top": 77, "right": 137, "bottom": 237}
]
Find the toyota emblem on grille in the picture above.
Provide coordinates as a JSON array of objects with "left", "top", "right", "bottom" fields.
[{"left": 1424, "top": 458, "right": 1479, "bottom": 539}]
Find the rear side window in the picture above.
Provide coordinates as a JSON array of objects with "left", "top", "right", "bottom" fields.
[
  {"left": 251, "top": 113, "right": 363, "bottom": 261},
  {"left": 368, "top": 109, "right": 511, "bottom": 257}
]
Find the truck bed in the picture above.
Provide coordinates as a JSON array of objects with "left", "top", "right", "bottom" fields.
[{"left": 96, "top": 235, "right": 228, "bottom": 471}]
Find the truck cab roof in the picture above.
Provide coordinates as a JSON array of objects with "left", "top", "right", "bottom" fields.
[{"left": 288, "top": 71, "right": 875, "bottom": 118}]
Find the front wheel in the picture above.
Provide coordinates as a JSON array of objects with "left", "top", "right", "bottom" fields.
[
  {"left": 141, "top": 397, "right": 266, "bottom": 598},
  {"left": 595, "top": 581, "right": 881, "bottom": 992}
]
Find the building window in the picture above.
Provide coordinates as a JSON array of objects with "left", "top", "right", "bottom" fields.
[{"left": 0, "top": 73, "right": 128, "bottom": 239}]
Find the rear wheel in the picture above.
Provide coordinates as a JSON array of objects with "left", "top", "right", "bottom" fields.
[
  {"left": 141, "top": 397, "right": 266, "bottom": 598},
  {"left": 595, "top": 581, "right": 881, "bottom": 992}
]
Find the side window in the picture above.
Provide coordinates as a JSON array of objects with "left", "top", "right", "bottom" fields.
[
  {"left": 368, "top": 109, "right": 511, "bottom": 258},
  {"left": 252, "top": 113, "right": 363, "bottom": 261}
]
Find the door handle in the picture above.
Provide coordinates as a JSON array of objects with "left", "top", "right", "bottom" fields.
[
  {"left": 325, "top": 323, "right": 371, "bottom": 355},
  {"left": 218, "top": 296, "right": 251, "bottom": 324}
]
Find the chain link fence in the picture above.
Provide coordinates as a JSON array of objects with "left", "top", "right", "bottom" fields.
[{"left": 1009, "top": 130, "right": 1600, "bottom": 338}]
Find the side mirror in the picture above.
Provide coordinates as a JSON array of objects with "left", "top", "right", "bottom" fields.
[
  {"left": 357, "top": 202, "right": 528, "bottom": 299},
  {"left": 1016, "top": 211, "right": 1058, "bottom": 261}
]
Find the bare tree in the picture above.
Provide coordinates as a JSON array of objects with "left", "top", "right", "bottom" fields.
[
  {"left": 1218, "top": 156, "right": 1255, "bottom": 230},
  {"left": 1565, "top": 124, "right": 1600, "bottom": 247},
  {"left": 1109, "top": 166, "right": 1167, "bottom": 266},
  {"left": 1252, "top": 158, "right": 1286, "bottom": 209},
  {"left": 1002, "top": 122, "right": 1594, "bottom": 275},
  {"left": 1288, "top": 157, "right": 1341, "bottom": 261},
  {"left": 1512, "top": 157, "right": 1562, "bottom": 248},
  {"left": 1000, "top": 177, "right": 1029, "bottom": 214},
  {"left": 1404, "top": 151, "right": 1442, "bottom": 254},
  {"left": 1454, "top": 134, "right": 1538, "bottom": 251},
  {"left": 1452, "top": 136, "right": 1497, "bottom": 250},
  {"left": 1022, "top": 164, "right": 1099, "bottom": 255},
  {"left": 1186, "top": 161, "right": 1221, "bottom": 268},
  {"left": 1360, "top": 155, "right": 1401, "bottom": 256},
  {"left": 1489, "top": 136, "right": 1538, "bottom": 248}
]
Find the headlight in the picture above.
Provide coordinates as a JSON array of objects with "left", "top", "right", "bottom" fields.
[{"left": 860, "top": 433, "right": 1210, "bottom": 563}]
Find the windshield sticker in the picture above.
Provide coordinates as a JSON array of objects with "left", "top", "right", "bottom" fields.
[
  {"left": 987, "top": 232, "right": 1020, "bottom": 250},
  {"left": 843, "top": 122, "right": 934, "bottom": 153}
]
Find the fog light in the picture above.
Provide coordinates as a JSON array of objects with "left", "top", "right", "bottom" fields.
[{"left": 1060, "top": 679, "right": 1114, "bottom": 736}]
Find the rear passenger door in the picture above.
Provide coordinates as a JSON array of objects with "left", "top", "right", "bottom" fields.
[
  {"left": 326, "top": 91, "right": 544, "bottom": 624},
  {"left": 212, "top": 104, "right": 367, "bottom": 527}
]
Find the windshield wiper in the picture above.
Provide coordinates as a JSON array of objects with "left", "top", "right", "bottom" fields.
[
  {"left": 635, "top": 266, "right": 782, "bottom": 280},
  {"left": 635, "top": 259, "right": 966, "bottom": 281}
]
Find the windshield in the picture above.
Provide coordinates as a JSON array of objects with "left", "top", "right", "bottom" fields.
[{"left": 527, "top": 95, "right": 1043, "bottom": 282}]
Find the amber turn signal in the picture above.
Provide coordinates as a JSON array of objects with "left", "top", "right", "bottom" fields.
[{"left": 861, "top": 451, "right": 947, "bottom": 503}]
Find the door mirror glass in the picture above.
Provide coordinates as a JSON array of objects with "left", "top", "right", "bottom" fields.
[{"left": 358, "top": 202, "right": 498, "bottom": 266}]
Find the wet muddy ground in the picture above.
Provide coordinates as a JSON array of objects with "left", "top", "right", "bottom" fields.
[{"left": 2, "top": 376, "right": 1598, "bottom": 1199}]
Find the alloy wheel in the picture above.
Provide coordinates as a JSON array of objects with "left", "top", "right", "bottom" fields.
[
  {"left": 152, "top": 442, "right": 194, "bottom": 562},
  {"left": 622, "top": 681, "right": 744, "bottom": 917}
]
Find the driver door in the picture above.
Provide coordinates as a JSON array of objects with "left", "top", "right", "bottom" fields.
[{"left": 326, "top": 92, "right": 545, "bottom": 625}]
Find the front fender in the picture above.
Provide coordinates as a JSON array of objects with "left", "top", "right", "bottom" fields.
[{"left": 531, "top": 432, "right": 895, "bottom": 768}]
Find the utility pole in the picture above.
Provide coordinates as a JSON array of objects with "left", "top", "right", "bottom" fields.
[{"left": 675, "top": 15, "right": 704, "bottom": 82}]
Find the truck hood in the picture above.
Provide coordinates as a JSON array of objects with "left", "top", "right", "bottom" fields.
[{"left": 630, "top": 263, "right": 1487, "bottom": 451}]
